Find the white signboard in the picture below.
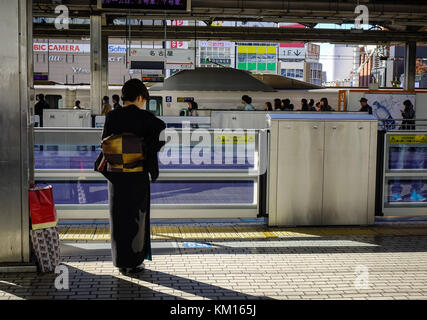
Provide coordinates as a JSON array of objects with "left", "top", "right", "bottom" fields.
[
  {"left": 131, "top": 49, "right": 195, "bottom": 69},
  {"left": 130, "top": 48, "right": 169, "bottom": 61},
  {"left": 199, "top": 41, "right": 233, "bottom": 48},
  {"left": 279, "top": 47, "right": 306, "bottom": 59},
  {"left": 165, "top": 50, "right": 195, "bottom": 70}
]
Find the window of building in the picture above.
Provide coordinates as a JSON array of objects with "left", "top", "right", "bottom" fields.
[
  {"left": 287, "top": 69, "right": 295, "bottom": 78},
  {"left": 295, "top": 69, "right": 304, "bottom": 78}
]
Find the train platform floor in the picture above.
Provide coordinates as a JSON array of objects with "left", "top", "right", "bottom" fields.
[{"left": 1, "top": 220, "right": 427, "bottom": 300}]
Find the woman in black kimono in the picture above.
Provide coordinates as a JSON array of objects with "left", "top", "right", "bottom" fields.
[{"left": 100, "top": 79, "right": 165, "bottom": 274}]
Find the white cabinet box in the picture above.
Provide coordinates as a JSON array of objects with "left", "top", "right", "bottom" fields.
[
  {"left": 43, "top": 110, "right": 92, "bottom": 128},
  {"left": 268, "top": 113, "right": 378, "bottom": 226}
]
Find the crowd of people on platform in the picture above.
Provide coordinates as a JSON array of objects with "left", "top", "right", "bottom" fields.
[
  {"left": 34, "top": 92, "right": 416, "bottom": 131},
  {"left": 260, "top": 97, "right": 336, "bottom": 112}
]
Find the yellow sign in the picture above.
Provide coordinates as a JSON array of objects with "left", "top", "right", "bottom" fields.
[
  {"left": 389, "top": 135, "right": 427, "bottom": 145},
  {"left": 214, "top": 134, "right": 256, "bottom": 144}
]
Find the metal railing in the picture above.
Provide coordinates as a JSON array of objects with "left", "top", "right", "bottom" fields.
[{"left": 377, "top": 119, "right": 427, "bottom": 131}]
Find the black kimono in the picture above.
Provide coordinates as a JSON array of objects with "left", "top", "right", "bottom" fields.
[{"left": 100, "top": 105, "right": 165, "bottom": 268}]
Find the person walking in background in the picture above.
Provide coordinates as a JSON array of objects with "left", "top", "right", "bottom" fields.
[
  {"left": 400, "top": 99, "right": 416, "bottom": 130},
  {"left": 98, "top": 79, "right": 166, "bottom": 274},
  {"left": 265, "top": 102, "right": 273, "bottom": 111},
  {"left": 242, "top": 95, "right": 255, "bottom": 111},
  {"left": 34, "top": 94, "right": 50, "bottom": 127},
  {"left": 112, "top": 95, "right": 122, "bottom": 110},
  {"left": 101, "top": 96, "right": 113, "bottom": 116},
  {"left": 274, "top": 99, "right": 282, "bottom": 110},
  {"left": 359, "top": 97, "right": 372, "bottom": 114}
]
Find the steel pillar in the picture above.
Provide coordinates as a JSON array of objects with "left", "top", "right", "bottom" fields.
[
  {"left": 90, "top": 15, "right": 108, "bottom": 115},
  {"left": 0, "top": 0, "right": 32, "bottom": 265},
  {"left": 404, "top": 42, "right": 417, "bottom": 91}
]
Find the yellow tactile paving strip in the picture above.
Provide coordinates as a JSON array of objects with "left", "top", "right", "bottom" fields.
[{"left": 56, "top": 224, "right": 427, "bottom": 241}]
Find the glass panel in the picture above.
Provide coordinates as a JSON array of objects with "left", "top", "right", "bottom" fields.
[
  {"left": 388, "top": 146, "right": 427, "bottom": 170},
  {"left": 34, "top": 144, "right": 100, "bottom": 170},
  {"left": 34, "top": 130, "right": 257, "bottom": 170},
  {"left": 35, "top": 180, "right": 255, "bottom": 205},
  {"left": 386, "top": 178, "right": 427, "bottom": 203},
  {"left": 36, "top": 181, "right": 108, "bottom": 205},
  {"left": 152, "top": 181, "right": 254, "bottom": 204},
  {"left": 149, "top": 99, "right": 158, "bottom": 112}
]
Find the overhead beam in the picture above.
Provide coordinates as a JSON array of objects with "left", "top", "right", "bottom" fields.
[
  {"left": 33, "top": 24, "right": 427, "bottom": 44},
  {"left": 31, "top": 0, "right": 427, "bottom": 28}
]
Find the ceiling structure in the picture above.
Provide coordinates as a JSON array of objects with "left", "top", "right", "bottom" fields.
[{"left": 32, "top": 0, "right": 427, "bottom": 43}]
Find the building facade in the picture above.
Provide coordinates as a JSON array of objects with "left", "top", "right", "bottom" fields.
[{"left": 278, "top": 23, "right": 323, "bottom": 86}]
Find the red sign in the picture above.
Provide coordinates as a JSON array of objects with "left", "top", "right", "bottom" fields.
[
  {"left": 170, "top": 41, "right": 185, "bottom": 49},
  {"left": 279, "top": 23, "right": 305, "bottom": 48},
  {"left": 33, "top": 43, "right": 90, "bottom": 53},
  {"left": 171, "top": 20, "right": 184, "bottom": 26}
]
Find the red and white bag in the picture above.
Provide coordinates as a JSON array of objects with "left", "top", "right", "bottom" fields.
[{"left": 29, "top": 185, "right": 60, "bottom": 273}]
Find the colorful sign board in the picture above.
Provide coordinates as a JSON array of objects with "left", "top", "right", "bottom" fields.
[{"left": 237, "top": 46, "right": 277, "bottom": 72}]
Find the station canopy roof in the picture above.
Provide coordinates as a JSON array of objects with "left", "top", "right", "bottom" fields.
[
  {"left": 32, "top": 0, "right": 427, "bottom": 44},
  {"left": 150, "top": 68, "right": 277, "bottom": 92}
]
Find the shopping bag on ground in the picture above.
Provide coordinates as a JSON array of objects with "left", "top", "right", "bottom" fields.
[
  {"left": 28, "top": 185, "right": 60, "bottom": 273},
  {"left": 29, "top": 185, "right": 58, "bottom": 230}
]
